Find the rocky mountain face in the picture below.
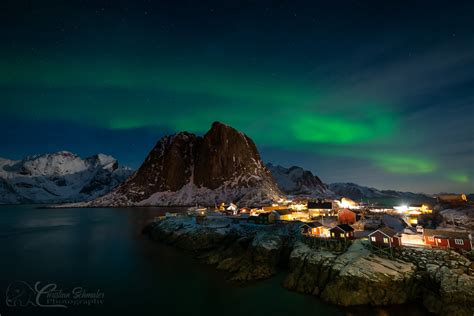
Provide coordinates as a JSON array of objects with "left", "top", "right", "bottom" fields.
[
  {"left": 329, "top": 182, "right": 431, "bottom": 201},
  {"left": 0, "top": 151, "right": 133, "bottom": 204},
  {"left": 266, "top": 163, "right": 332, "bottom": 197},
  {"left": 90, "top": 122, "right": 282, "bottom": 206}
]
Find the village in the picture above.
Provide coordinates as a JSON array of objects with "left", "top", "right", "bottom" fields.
[
  {"left": 147, "top": 192, "right": 474, "bottom": 315},
  {"left": 181, "top": 193, "right": 473, "bottom": 255}
]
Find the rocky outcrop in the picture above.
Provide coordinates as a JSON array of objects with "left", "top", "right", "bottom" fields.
[
  {"left": 145, "top": 216, "right": 291, "bottom": 281},
  {"left": 438, "top": 205, "right": 474, "bottom": 231},
  {"left": 320, "top": 242, "right": 417, "bottom": 306},
  {"left": 285, "top": 241, "right": 418, "bottom": 305},
  {"left": 392, "top": 247, "right": 474, "bottom": 315},
  {"left": 144, "top": 216, "right": 473, "bottom": 315},
  {"left": 422, "top": 264, "right": 474, "bottom": 316},
  {"left": 285, "top": 240, "right": 474, "bottom": 316},
  {"left": 89, "top": 122, "right": 282, "bottom": 206}
]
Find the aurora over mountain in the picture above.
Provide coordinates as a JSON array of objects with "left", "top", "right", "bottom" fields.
[{"left": 1, "top": 0, "right": 473, "bottom": 193}]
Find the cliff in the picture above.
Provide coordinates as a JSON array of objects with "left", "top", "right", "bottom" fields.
[{"left": 87, "top": 122, "right": 282, "bottom": 207}]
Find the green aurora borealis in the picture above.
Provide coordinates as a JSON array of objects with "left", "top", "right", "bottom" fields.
[
  {"left": 0, "top": 57, "right": 454, "bottom": 177},
  {"left": 0, "top": 1, "right": 473, "bottom": 193}
]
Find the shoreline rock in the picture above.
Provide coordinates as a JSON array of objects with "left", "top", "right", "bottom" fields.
[{"left": 143, "top": 216, "right": 474, "bottom": 316}]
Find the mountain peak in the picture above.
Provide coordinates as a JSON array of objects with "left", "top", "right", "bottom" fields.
[
  {"left": 0, "top": 151, "right": 133, "bottom": 204},
  {"left": 93, "top": 122, "right": 282, "bottom": 206},
  {"left": 210, "top": 121, "right": 230, "bottom": 129},
  {"left": 267, "top": 163, "right": 331, "bottom": 197}
]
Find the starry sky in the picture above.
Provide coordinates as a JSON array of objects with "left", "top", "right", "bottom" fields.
[{"left": 1, "top": 0, "right": 473, "bottom": 194}]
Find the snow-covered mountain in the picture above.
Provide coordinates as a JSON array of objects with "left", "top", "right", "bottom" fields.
[
  {"left": 0, "top": 151, "right": 133, "bottom": 204},
  {"left": 328, "top": 182, "right": 431, "bottom": 201},
  {"left": 85, "top": 122, "right": 283, "bottom": 207},
  {"left": 266, "top": 163, "right": 333, "bottom": 197},
  {"left": 438, "top": 206, "right": 474, "bottom": 231}
]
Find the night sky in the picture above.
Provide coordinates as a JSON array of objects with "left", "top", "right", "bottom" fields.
[{"left": 1, "top": 0, "right": 473, "bottom": 193}]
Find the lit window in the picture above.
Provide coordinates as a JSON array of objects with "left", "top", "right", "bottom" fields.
[
  {"left": 454, "top": 239, "right": 464, "bottom": 245},
  {"left": 371, "top": 236, "right": 376, "bottom": 242},
  {"left": 383, "top": 238, "right": 389, "bottom": 243},
  {"left": 331, "top": 232, "right": 335, "bottom": 237},
  {"left": 437, "top": 239, "right": 442, "bottom": 243},
  {"left": 428, "top": 236, "right": 434, "bottom": 242}
]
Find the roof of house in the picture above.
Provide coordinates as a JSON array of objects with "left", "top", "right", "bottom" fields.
[
  {"left": 300, "top": 221, "right": 323, "bottom": 228},
  {"left": 354, "top": 230, "right": 371, "bottom": 238},
  {"left": 307, "top": 201, "right": 333, "bottom": 209},
  {"left": 369, "top": 227, "right": 398, "bottom": 238},
  {"left": 273, "top": 209, "right": 292, "bottom": 215},
  {"left": 423, "top": 229, "right": 470, "bottom": 239},
  {"left": 331, "top": 224, "right": 354, "bottom": 232}
]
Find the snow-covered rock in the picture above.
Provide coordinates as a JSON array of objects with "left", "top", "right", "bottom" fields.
[
  {"left": 284, "top": 240, "right": 473, "bottom": 315},
  {"left": 0, "top": 151, "right": 133, "bottom": 204},
  {"left": 86, "top": 122, "right": 283, "bottom": 207},
  {"left": 266, "top": 163, "right": 333, "bottom": 198},
  {"left": 329, "top": 182, "right": 431, "bottom": 201},
  {"left": 321, "top": 241, "right": 417, "bottom": 306},
  {"left": 438, "top": 206, "right": 474, "bottom": 230}
]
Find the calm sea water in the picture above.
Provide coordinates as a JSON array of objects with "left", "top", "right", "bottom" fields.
[{"left": 0, "top": 205, "right": 430, "bottom": 316}]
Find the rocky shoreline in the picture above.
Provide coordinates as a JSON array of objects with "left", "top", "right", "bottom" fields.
[{"left": 143, "top": 216, "right": 474, "bottom": 316}]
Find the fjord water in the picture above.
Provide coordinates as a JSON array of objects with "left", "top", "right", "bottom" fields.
[{"left": 0, "top": 205, "right": 428, "bottom": 316}]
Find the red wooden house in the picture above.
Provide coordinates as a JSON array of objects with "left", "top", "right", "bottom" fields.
[
  {"left": 368, "top": 227, "right": 401, "bottom": 248},
  {"left": 300, "top": 222, "right": 330, "bottom": 237},
  {"left": 423, "top": 229, "right": 472, "bottom": 251},
  {"left": 338, "top": 208, "right": 357, "bottom": 225},
  {"left": 329, "top": 224, "right": 354, "bottom": 239}
]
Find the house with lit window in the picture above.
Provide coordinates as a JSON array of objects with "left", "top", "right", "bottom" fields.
[
  {"left": 436, "top": 194, "right": 468, "bottom": 205},
  {"left": 329, "top": 224, "right": 354, "bottom": 239},
  {"left": 272, "top": 209, "right": 293, "bottom": 221},
  {"left": 247, "top": 212, "right": 277, "bottom": 225},
  {"left": 300, "top": 222, "right": 330, "bottom": 237},
  {"left": 307, "top": 200, "right": 335, "bottom": 217},
  {"left": 368, "top": 227, "right": 401, "bottom": 248},
  {"left": 422, "top": 229, "right": 472, "bottom": 251}
]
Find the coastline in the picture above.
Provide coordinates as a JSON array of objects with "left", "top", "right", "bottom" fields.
[{"left": 143, "top": 216, "right": 474, "bottom": 316}]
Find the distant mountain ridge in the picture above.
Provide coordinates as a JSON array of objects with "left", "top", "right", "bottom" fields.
[
  {"left": 0, "top": 151, "right": 133, "bottom": 204},
  {"left": 0, "top": 136, "right": 454, "bottom": 206},
  {"left": 328, "top": 182, "right": 432, "bottom": 201},
  {"left": 85, "top": 122, "right": 283, "bottom": 206},
  {"left": 266, "top": 163, "right": 333, "bottom": 198}
]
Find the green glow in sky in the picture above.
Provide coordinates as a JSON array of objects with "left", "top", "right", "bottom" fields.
[
  {"left": 447, "top": 173, "right": 469, "bottom": 183},
  {"left": 372, "top": 154, "right": 437, "bottom": 174},
  {"left": 1, "top": 1, "right": 473, "bottom": 194},
  {"left": 291, "top": 110, "right": 394, "bottom": 144},
  {"left": 0, "top": 56, "right": 449, "bottom": 178}
]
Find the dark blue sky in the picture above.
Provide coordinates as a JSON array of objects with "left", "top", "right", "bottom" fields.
[{"left": 0, "top": 0, "right": 473, "bottom": 193}]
